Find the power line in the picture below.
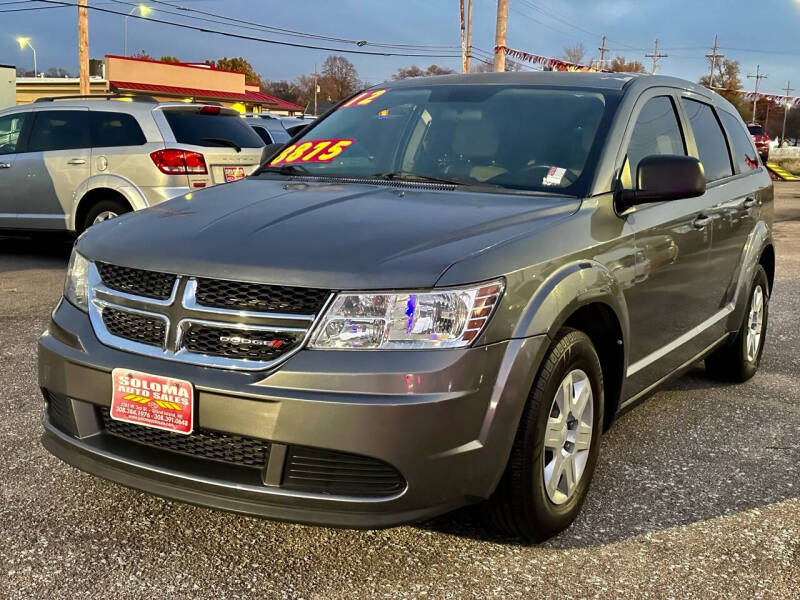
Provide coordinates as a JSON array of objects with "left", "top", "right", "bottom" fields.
[{"left": 36, "top": 0, "right": 463, "bottom": 58}]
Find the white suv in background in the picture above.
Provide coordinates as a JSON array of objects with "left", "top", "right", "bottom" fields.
[{"left": 0, "top": 96, "right": 265, "bottom": 233}]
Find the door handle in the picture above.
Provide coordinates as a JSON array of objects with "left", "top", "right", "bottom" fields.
[
  {"left": 0, "top": 162, "right": 11, "bottom": 169},
  {"left": 693, "top": 214, "right": 712, "bottom": 229},
  {"left": 67, "top": 158, "right": 86, "bottom": 165},
  {"left": 742, "top": 197, "right": 758, "bottom": 209}
]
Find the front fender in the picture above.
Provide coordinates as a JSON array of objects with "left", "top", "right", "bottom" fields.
[
  {"left": 70, "top": 175, "right": 148, "bottom": 231},
  {"left": 512, "top": 259, "right": 630, "bottom": 353}
]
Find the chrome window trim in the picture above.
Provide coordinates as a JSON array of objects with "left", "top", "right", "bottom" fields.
[{"left": 87, "top": 262, "right": 333, "bottom": 371}]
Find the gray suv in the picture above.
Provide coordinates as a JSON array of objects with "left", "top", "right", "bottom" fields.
[
  {"left": 38, "top": 73, "right": 774, "bottom": 541},
  {"left": 0, "top": 97, "right": 264, "bottom": 233}
]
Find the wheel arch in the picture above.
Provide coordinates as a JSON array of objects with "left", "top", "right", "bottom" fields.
[
  {"left": 512, "top": 260, "right": 630, "bottom": 429},
  {"left": 70, "top": 175, "right": 147, "bottom": 231}
]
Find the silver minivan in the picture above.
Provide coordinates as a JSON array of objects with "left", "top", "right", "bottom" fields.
[{"left": 0, "top": 97, "right": 265, "bottom": 233}]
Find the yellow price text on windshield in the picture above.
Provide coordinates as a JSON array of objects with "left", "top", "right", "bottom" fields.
[{"left": 269, "top": 139, "right": 355, "bottom": 166}]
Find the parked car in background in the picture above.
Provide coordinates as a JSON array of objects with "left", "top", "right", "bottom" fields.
[
  {"left": 39, "top": 73, "right": 773, "bottom": 542},
  {"left": 280, "top": 115, "right": 316, "bottom": 137},
  {"left": 0, "top": 96, "right": 264, "bottom": 233},
  {"left": 243, "top": 115, "right": 292, "bottom": 145},
  {"left": 747, "top": 123, "right": 770, "bottom": 162}
]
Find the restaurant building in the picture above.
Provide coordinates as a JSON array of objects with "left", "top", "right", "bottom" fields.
[{"left": 15, "top": 54, "right": 304, "bottom": 115}]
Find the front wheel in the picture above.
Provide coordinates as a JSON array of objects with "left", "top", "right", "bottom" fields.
[
  {"left": 485, "top": 328, "right": 604, "bottom": 541},
  {"left": 705, "top": 265, "right": 770, "bottom": 382}
]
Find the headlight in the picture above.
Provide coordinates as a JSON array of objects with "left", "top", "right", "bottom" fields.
[
  {"left": 309, "top": 279, "right": 504, "bottom": 350},
  {"left": 64, "top": 249, "right": 90, "bottom": 311}
]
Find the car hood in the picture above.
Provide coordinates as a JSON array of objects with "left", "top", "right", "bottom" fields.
[{"left": 79, "top": 178, "right": 580, "bottom": 289}]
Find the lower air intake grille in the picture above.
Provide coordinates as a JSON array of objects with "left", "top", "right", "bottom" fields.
[
  {"left": 102, "top": 307, "right": 166, "bottom": 347},
  {"left": 283, "top": 446, "right": 406, "bottom": 498},
  {"left": 44, "top": 389, "right": 78, "bottom": 436},
  {"left": 100, "top": 408, "right": 270, "bottom": 468},
  {"left": 181, "top": 324, "right": 299, "bottom": 361}
]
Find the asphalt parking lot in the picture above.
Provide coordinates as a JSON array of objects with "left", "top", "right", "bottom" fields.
[{"left": 1, "top": 184, "right": 798, "bottom": 599}]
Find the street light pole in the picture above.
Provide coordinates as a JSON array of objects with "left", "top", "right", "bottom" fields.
[
  {"left": 16, "top": 37, "right": 37, "bottom": 78},
  {"left": 124, "top": 5, "right": 151, "bottom": 57}
]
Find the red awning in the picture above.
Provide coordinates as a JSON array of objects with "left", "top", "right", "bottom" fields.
[{"left": 109, "top": 81, "right": 304, "bottom": 111}]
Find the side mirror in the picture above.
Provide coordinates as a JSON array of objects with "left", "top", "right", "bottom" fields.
[
  {"left": 261, "top": 143, "right": 285, "bottom": 163},
  {"left": 617, "top": 155, "right": 705, "bottom": 211}
]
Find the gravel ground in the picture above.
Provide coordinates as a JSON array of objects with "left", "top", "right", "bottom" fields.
[{"left": 1, "top": 185, "right": 798, "bottom": 599}]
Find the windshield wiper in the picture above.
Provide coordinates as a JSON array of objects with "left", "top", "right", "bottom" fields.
[
  {"left": 257, "top": 163, "right": 310, "bottom": 176},
  {"left": 201, "top": 137, "right": 241, "bottom": 152},
  {"left": 370, "top": 171, "right": 464, "bottom": 185}
]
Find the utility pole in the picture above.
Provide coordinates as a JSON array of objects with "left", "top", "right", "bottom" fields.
[
  {"left": 747, "top": 65, "right": 767, "bottom": 123},
  {"left": 493, "top": 0, "right": 508, "bottom": 72},
  {"left": 782, "top": 80, "right": 794, "bottom": 146},
  {"left": 313, "top": 63, "right": 318, "bottom": 116},
  {"left": 466, "top": 0, "right": 473, "bottom": 73},
  {"left": 460, "top": 0, "right": 467, "bottom": 73},
  {"left": 78, "top": 0, "right": 89, "bottom": 95},
  {"left": 597, "top": 35, "right": 608, "bottom": 70},
  {"left": 705, "top": 35, "right": 723, "bottom": 88},
  {"left": 645, "top": 39, "right": 667, "bottom": 74}
]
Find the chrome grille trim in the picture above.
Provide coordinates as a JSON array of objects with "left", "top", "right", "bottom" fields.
[{"left": 87, "top": 262, "right": 333, "bottom": 371}]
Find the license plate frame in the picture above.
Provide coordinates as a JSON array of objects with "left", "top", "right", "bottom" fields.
[
  {"left": 223, "top": 166, "right": 247, "bottom": 183},
  {"left": 110, "top": 368, "right": 194, "bottom": 435}
]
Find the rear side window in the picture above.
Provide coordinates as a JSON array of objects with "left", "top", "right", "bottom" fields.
[
  {"left": 622, "top": 96, "right": 685, "bottom": 188},
  {"left": 163, "top": 110, "right": 264, "bottom": 148},
  {"left": 682, "top": 99, "right": 733, "bottom": 182},
  {"left": 0, "top": 113, "right": 26, "bottom": 155},
  {"left": 251, "top": 125, "right": 273, "bottom": 145},
  {"left": 747, "top": 124, "right": 764, "bottom": 136},
  {"left": 90, "top": 111, "right": 146, "bottom": 147},
  {"left": 720, "top": 111, "right": 760, "bottom": 172},
  {"left": 28, "top": 110, "right": 90, "bottom": 152}
]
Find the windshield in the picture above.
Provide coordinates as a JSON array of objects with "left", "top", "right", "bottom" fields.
[{"left": 258, "top": 85, "right": 617, "bottom": 195}]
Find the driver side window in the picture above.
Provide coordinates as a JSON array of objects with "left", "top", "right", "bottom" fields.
[
  {"left": 0, "top": 113, "right": 27, "bottom": 156},
  {"left": 621, "top": 96, "right": 686, "bottom": 189}
]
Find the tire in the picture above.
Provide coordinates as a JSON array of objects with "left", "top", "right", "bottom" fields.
[
  {"left": 705, "top": 265, "right": 769, "bottom": 382},
  {"left": 485, "top": 328, "right": 604, "bottom": 541},
  {"left": 81, "top": 198, "right": 131, "bottom": 232}
]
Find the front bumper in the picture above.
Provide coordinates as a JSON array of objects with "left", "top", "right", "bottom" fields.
[{"left": 38, "top": 299, "right": 548, "bottom": 528}]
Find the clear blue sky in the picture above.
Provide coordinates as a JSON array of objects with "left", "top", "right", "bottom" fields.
[{"left": 2, "top": 0, "right": 800, "bottom": 95}]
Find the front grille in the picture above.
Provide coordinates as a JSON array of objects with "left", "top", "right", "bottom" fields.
[
  {"left": 100, "top": 408, "right": 270, "bottom": 468},
  {"left": 182, "top": 324, "right": 300, "bottom": 361},
  {"left": 97, "top": 262, "right": 176, "bottom": 300},
  {"left": 283, "top": 446, "right": 406, "bottom": 498},
  {"left": 89, "top": 262, "right": 330, "bottom": 369},
  {"left": 194, "top": 278, "right": 328, "bottom": 315},
  {"left": 102, "top": 307, "right": 165, "bottom": 347}
]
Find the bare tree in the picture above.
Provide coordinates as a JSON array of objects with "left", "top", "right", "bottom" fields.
[
  {"left": 608, "top": 55, "right": 646, "bottom": 73},
  {"left": 393, "top": 64, "right": 456, "bottom": 79},
  {"left": 321, "top": 55, "right": 360, "bottom": 101},
  {"left": 562, "top": 43, "right": 587, "bottom": 65}
]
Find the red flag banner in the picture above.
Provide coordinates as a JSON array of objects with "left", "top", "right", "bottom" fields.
[{"left": 494, "top": 45, "right": 609, "bottom": 73}]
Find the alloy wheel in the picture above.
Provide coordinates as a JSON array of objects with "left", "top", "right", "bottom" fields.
[
  {"left": 746, "top": 284, "right": 765, "bottom": 363},
  {"left": 92, "top": 210, "right": 118, "bottom": 225},
  {"left": 543, "top": 368, "right": 594, "bottom": 505}
]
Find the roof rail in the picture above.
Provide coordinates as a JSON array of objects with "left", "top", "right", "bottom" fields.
[{"left": 34, "top": 94, "right": 158, "bottom": 103}]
